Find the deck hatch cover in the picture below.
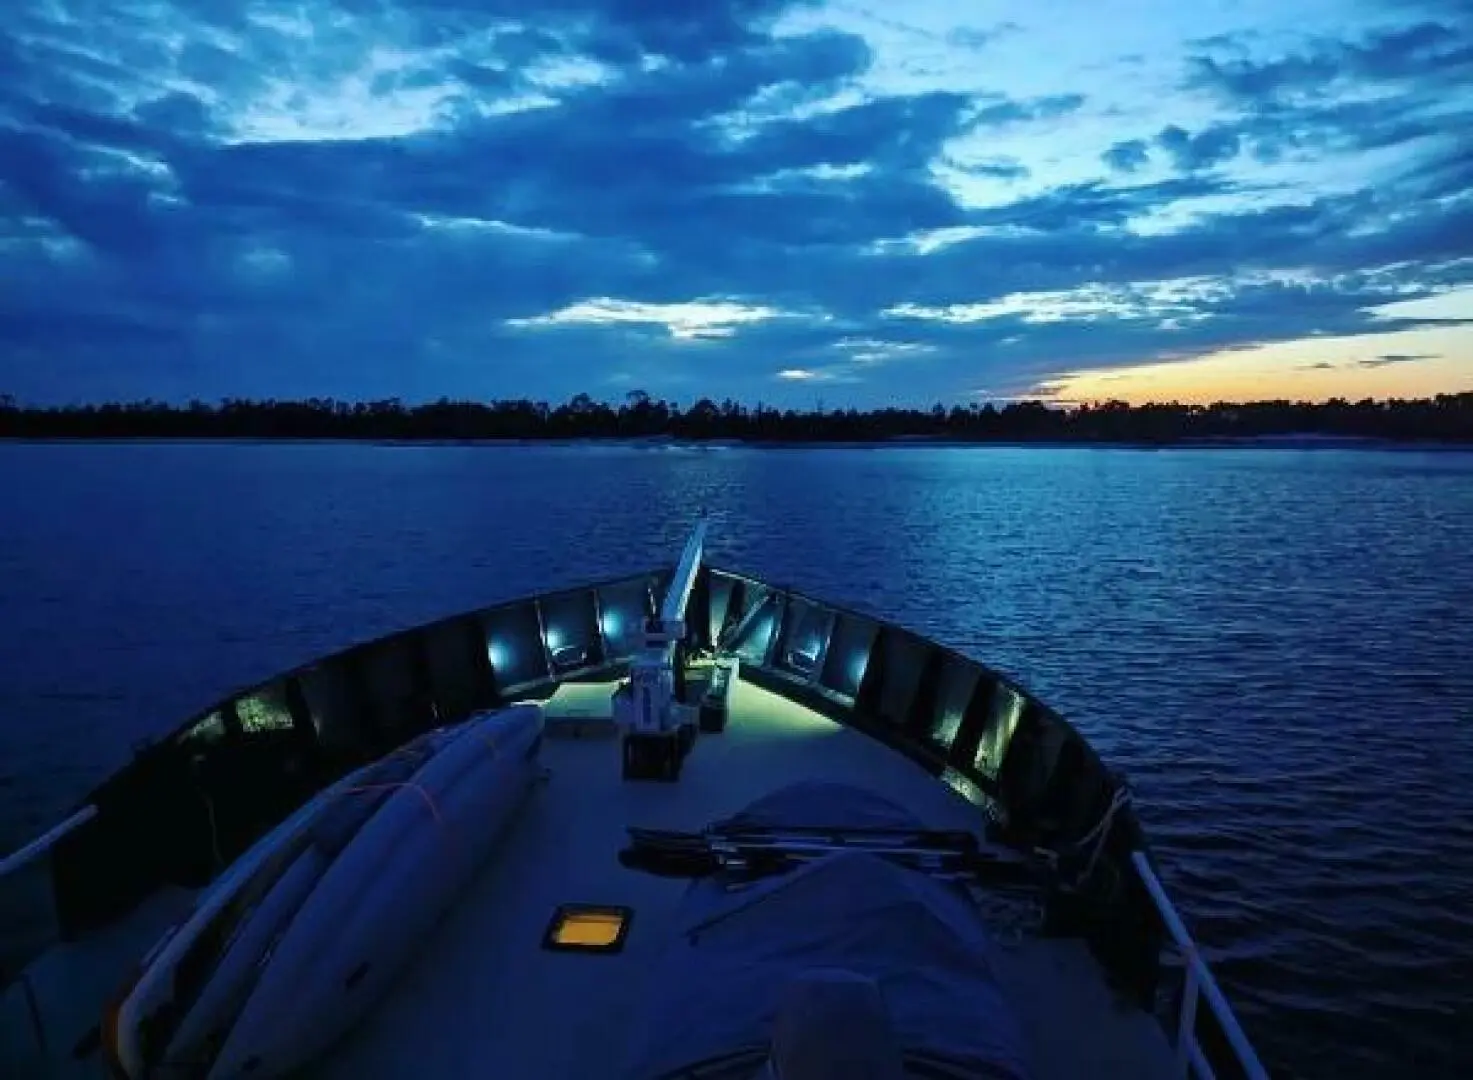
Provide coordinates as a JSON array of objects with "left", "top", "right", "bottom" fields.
[{"left": 542, "top": 904, "right": 633, "bottom": 954}]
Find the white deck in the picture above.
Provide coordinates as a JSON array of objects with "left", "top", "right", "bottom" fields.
[
  {"left": 1, "top": 888, "right": 202, "bottom": 1078},
  {"left": 311, "top": 678, "right": 1176, "bottom": 1080}
]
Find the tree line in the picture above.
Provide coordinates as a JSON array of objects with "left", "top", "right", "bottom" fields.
[{"left": 2, "top": 390, "right": 1470, "bottom": 443}]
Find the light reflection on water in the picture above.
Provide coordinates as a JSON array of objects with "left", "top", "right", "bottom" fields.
[{"left": 1, "top": 441, "right": 1471, "bottom": 1078}]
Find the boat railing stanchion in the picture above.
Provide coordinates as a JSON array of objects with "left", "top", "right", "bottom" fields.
[
  {"left": 1130, "top": 851, "right": 1269, "bottom": 1080},
  {"left": 1176, "top": 961, "right": 1199, "bottom": 1076},
  {"left": 0, "top": 804, "right": 101, "bottom": 1056},
  {"left": 18, "top": 971, "right": 48, "bottom": 1059}
]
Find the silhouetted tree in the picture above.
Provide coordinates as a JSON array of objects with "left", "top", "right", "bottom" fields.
[{"left": 0, "top": 391, "right": 1469, "bottom": 443}]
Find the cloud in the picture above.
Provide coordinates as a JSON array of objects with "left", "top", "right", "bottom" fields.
[
  {"left": 946, "top": 23, "right": 1022, "bottom": 51},
  {"left": 1156, "top": 124, "right": 1241, "bottom": 171},
  {"left": 1, "top": 0, "right": 1471, "bottom": 405},
  {"left": 973, "top": 93, "right": 1086, "bottom": 126},
  {"left": 507, "top": 298, "right": 787, "bottom": 340},
  {"left": 831, "top": 337, "right": 934, "bottom": 364},
  {"left": 1188, "top": 21, "right": 1473, "bottom": 104},
  {"left": 1360, "top": 352, "right": 1440, "bottom": 367},
  {"left": 1179, "top": 19, "right": 1473, "bottom": 173},
  {"left": 959, "top": 158, "right": 1031, "bottom": 181},
  {"left": 1102, "top": 139, "right": 1150, "bottom": 173},
  {"left": 964, "top": 175, "right": 1236, "bottom": 232}
]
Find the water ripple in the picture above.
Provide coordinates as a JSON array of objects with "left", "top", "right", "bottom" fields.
[{"left": 1, "top": 442, "right": 1472, "bottom": 1079}]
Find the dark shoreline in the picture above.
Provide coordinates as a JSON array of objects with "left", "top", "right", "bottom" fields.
[
  {"left": 4, "top": 392, "right": 1471, "bottom": 445},
  {"left": 3, "top": 434, "right": 1471, "bottom": 451}
]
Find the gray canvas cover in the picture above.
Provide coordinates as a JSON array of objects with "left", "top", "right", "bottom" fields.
[{"left": 622, "top": 782, "right": 1034, "bottom": 1079}]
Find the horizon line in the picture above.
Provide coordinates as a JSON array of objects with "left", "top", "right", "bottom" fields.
[{"left": 6, "top": 390, "right": 1473, "bottom": 412}]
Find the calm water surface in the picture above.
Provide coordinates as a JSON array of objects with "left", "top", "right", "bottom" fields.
[{"left": 2, "top": 442, "right": 1471, "bottom": 1078}]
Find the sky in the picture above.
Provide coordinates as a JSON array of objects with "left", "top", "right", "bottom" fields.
[{"left": 2, "top": 0, "right": 1472, "bottom": 407}]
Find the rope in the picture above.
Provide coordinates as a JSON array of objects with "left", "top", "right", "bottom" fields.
[
  {"left": 1064, "top": 783, "right": 1131, "bottom": 892},
  {"left": 332, "top": 721, "right": 505, "bottom": 825},
  {"left": 336, "top": 782, "right": 444, "bottom": 824},
  {"left": 197, "top": 786, "right": 223, "bottom": 871}
]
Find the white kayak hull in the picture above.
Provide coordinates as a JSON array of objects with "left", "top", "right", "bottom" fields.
[{"left": 108, "top": 704, "right": 543, "bottom": 1079}]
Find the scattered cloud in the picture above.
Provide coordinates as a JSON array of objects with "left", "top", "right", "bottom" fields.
[
  {"left": 1360, "top": 352, "right": 1440, "bottom": 367},
  {"left": 832, "top": 337, "right": 934, "bottom": 363},
  {"left": 1156, "top": 124, "right": 1241, "bottom": 172},
  {"left": 946, "top": 23, "right": 1022, "bottom": 52},
  {"left": 973, "top": 93, "right": 1086, "bottom": 126},
  {"left": 1102, "top": 139, "right": 1151, "bottom": 173},
  {"left": 507, "top": 299, "right": 787, "bottom": 341},
  {"left": 1, "top": 0, "right": 1470, "bottom": 405},
  {"left": 1187, "top": 21, "right": 1473, "bottom": 105},
  {"left": 959, "top": 158, "right": 1031, "bottom": 181},
  {"left": 1179, "top": 18, "right": 1473, "bottom": 171}
]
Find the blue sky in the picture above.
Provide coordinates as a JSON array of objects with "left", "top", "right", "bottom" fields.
[{"left": 2, "top": 0, "right": 1471, "bottom": 406}]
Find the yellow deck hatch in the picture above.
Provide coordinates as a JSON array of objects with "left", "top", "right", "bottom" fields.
[{"left": 542, "top": 904, "right": 632, "bottom": 953}]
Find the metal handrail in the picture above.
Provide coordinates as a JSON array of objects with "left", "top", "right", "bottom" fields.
[
  {"left": 1131, "top": 851, "right": 1269, "bottom": 1080},
  {"left": 0, "top": 806, "right": 96, "bottom": 880}
]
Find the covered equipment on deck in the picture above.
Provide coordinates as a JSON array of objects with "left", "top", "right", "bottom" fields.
[{"left": 621, "top": 782, "right": 1035, "bottom": 1080}]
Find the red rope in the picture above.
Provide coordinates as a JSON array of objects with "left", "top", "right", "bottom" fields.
[
  {"left": 336, "top": 782, "right": 444, "bottom": 823},
  {"left": 333, "top": 725, "right": 506, "bottom": 824}
]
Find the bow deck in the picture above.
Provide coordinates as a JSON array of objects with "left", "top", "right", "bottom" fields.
[{"left": 313, "top": 677, "right": 1176, "bottom": 1080}]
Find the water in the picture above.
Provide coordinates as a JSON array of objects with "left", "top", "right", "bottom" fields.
[{"left": 2, "top": 441, "right": 1471, "bottom": 1078}]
